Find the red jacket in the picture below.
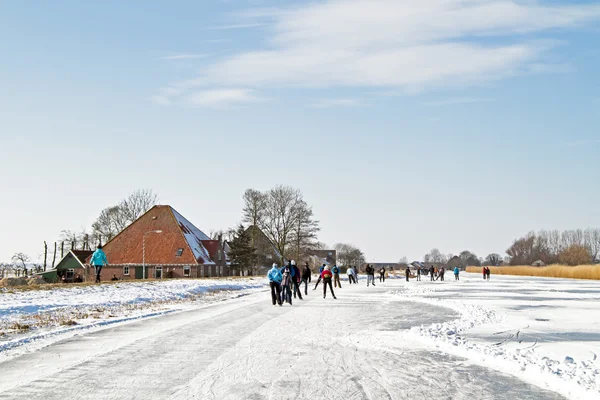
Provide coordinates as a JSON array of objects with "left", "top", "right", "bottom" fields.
[{"left": 321, "top": 270, "right": 333, "bottom": 279}]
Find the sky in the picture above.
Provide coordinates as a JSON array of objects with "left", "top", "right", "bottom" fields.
[{"left": 1, "top": 0, "right": 599, "bottom": 264}]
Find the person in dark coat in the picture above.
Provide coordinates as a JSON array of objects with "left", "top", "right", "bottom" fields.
[
  {"left": 416, "top": 267, "right": 421, "bottom": 281},
  {"left": 405, "top": 266, "right": 410, "bottom": 282},
  {"left": 379, "top": 266, "right": 386, "bottom": 283},
  {"left": 429, "top": 265, "right": 435, "bottom": 281},
  {"left": 291, "top": 261, "right": 303, "bottom": 300},
  {"left": 301, "top": 262, "right": 312, "bottom": 295}
]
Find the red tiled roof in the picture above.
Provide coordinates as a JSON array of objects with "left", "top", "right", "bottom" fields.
[{"left": 88, "top": 205, "right": 216, "bottom": 266}]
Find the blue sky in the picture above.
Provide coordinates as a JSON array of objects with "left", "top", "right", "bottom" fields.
[{"left": 1, "top": 0, "right": 599, "bottom": 263}]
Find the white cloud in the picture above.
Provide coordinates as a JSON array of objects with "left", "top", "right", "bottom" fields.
[
  {"left": 156, "top": 0, "right": 600, "bottom": 106},
  {"left": 187, "top": 88, "right": 260, "bottom": 108},
  {"left": 312, "top": 98, "right": 365, "bottom": 108}
]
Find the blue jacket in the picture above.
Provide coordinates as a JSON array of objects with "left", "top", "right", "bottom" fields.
[
  {"left": 90, "top": 249, "right": 108, "bottom": 266},
  {"left": 319, "top": 266, "right": 325, "bottom": 273},
  {"left": 332, "top": 266, "right": 339, "bottom": 274},
  {"left": 454, "top": 267, "right": 460, "bottom": 275},
  {"left": 268, "top": 267, "right": 282, "bottom": 283}
]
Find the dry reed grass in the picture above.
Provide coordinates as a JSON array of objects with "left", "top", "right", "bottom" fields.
[{"left": 465, "top": 265, "right": 600, "bottom": 280}]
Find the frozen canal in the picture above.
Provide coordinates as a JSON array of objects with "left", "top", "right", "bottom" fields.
[{"left": 0, "top": 278, "right": 569, "bottom": 400}]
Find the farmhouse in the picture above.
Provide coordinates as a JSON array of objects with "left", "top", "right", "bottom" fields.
[
  {"left": 86, "top": 205, "right": 227, "bottom": 280},
  {"left": 38, "top": 250, "right": 92, "bottom": 283}
]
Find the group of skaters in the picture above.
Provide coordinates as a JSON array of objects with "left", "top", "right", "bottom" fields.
[
  {"left": 267, "top": 261, "right": 490, "bottom": 305},
  {"left": 412, "top": 265, "right": 463, "bottom": 281},
  {"left": 267, "top": 261, "right": 366, "bottom": 305}
]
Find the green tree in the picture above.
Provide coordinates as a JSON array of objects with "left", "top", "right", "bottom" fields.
[{"left": 229, "top": 225, "right": 258, "bottom": 274}]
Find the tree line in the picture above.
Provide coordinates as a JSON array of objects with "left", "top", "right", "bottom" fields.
[
  {"left": 506, "top": 229, "right": 600, "bottom": 266},
  {"left": 420, "top": 228, "right": 600, "bottom": 268}
]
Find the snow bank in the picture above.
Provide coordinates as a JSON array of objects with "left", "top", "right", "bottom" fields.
[
  {"left": 392, "top": 274, "right": 600, "bottom": 400},
  {"left": 0, "top": 278, "right": 267, "bottom": 361}
]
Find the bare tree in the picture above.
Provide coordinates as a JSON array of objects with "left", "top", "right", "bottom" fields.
[
  {"left": 398, "top": 256, "right": 409, "bottom": 265},
  {"left": 120, "top": 189, "right": 158, "bottom": 223},
  {"left": 91, "top": 206, "right": 128, "bottom": 241},
  {"left": 259, "top": 185, "right": 318, "bottom": 263},
  {"left": 43, "top": 241, "right": 48, "bottom": 271},
  {"left": 289, "top": 201, "right": 320, "bottom": 262},
  {"left": 91, "top": 189, "right": 158, "bottom": 241},
  {"left": 424, "top": 248, "right": 446, "bottom": 264},
  {"left": 12, "top": 253, "right": 30, "bottom": 276},
  {"left": 485, "top": 253, "right": 502, "bottom": 266},
  {"left": 335, "top": 243, "right": 366, "bottom": 267},
  {"left": 52, "top": 242, "right": 57, "bottom": 268}
]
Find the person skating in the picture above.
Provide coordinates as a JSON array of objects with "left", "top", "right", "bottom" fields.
[
  {"left": 405, "top": 266, "right": 410, "bottom": 282},
  {"left": 332, "top": 265, "right": 342, "bottom": 288},
  {"left": 346, "top": 266, "right": 356, "bottom": 284},
  {"left": 90, "top": 245, "right": 108, "bottom": 283},
  {"left": 291, "top": 260, "right": 303, "bottom": 300},
  {"left": 482, "top": 266, "right": 487, "bottom": 280},
  {"left": 301, "top": 262, "right": 312, "bottom": 295},
  {"left": 454, "top": 266, "right": 460, "bottom": 281},
  {"left": 439, "top": 267, "right": 445, "bottom": 281},
  {"left": 280, "top": 263, "right": 293, "bottom": 305},
  {"left": 321, "top": 266, "right": 337, "bottom": 299},
  {"left": 429, "top": 265, "right": 435, "bottom": 281},
  {"left": 416, "top": 267, "right": 421, "bottom": 281},
  {"left": 353, "top": 266, "right": 359, "bottom": 284},
  {"left": 366, "top": 264, "right": 376, "bottom": 287},
  {"left": 379, "top": 266, "right": 386, "bottom": 283},
  {"left": 268, "top": 263, "right": 283, "bottom": 306},
  {"left": 313, "top": 264, "right": 326, "bottom": 290},
  {"left": 486, "top": 267, "right": 491, "bottom": 280}
]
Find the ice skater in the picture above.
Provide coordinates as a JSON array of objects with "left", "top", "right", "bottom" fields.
[
  {"left": 267, "top": 263, "right": 283, "bottom": 306},
  {"left": 313, "top": 264, "right": 326, "bottom": 290},
  {"left": 346, "top": 266, "right": 356, "bottom": 284},
  {"left": 321, "top": 266, "right": 337, "bottom": 299},
  {"left": 291, "top": 261, "right": 303, "bottom": 300},
  {"left": 454, "top": 266, "right": 460, "bottom": 281},
  {"left": 366, "top": 265, "right": 376, "bottom": 287},
  {"left": 280, "top": 263, "right": 293, "bottom": 305},
  {"left": 429, "top": 265, "right": 435, "bottom": 281},
  {"left": 333, "top": 265, "right": 342, "bottom": 288},
  {"left": 439, "top": 267, "right": 445, "bottom": 281},
  {"left": 379, "top": 266, "right": 386, "bottom": 283},
  {"left": 301, "top": 262, "right": 312, "bottom": 295},
  {"left": 405, "top": 266, "right": 410, "bottom": 282},
  {"left": 486, "top": 267, "right": 491, "bottom": 280},
  {"left": 416, "top": 267, "right": 421, "bottom": 281}
]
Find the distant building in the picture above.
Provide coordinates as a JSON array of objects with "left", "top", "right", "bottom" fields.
[
  {"left": 85, "top": 205, "right": 227, "bottom": 280},
  {"left": 310, "top": 250, "right": 337, "bottom": 266},
  {"left": 38, "top": 250, "right": 93, "bottom": 283},
  {"left": 244, "top": 225, "right": 287, "bottom": 274}
]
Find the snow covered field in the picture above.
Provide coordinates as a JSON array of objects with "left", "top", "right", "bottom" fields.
[
  {"left": 0, "top": 278, "right": 267, "bottom": 361},
  {"left": 0, "top": 273, "right": 598, "bottom": 399}
]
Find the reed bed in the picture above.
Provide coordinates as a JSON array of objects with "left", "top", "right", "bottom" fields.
[{"left": 465, "top": 265, "right": 600, "bottom": 280}]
